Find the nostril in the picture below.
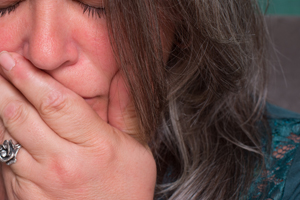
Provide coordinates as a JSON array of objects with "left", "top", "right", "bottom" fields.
[
  {"left": 23, "top": 38, "right": 78, "bottom": 71},
  {"left": 21, "top": 19, "right": 78, "bottom": 71}
]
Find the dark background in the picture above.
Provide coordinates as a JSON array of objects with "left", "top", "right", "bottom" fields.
[
  {"left": 266, "top": 16, "right": 300, "bottom": 113},
  {"left": 257, "top": 0, "right": 300, "bottom": 113}
]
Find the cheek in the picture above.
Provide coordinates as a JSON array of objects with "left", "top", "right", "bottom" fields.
[
  {"left": 48, "top": 18, "right": 119, "bottom": 99},
  {"left": 74, "top": 22, "right": 119, "bottom": 79},
  {"left": 0, "top": 30, "right": 11, "bottom": 48},
  {"left": 0, "top": 17, "right": 27, "bottom": 53}
]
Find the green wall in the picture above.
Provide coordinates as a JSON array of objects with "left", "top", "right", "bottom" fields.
[{"left": 259, "top": 0, "right": 300, "bottom": 15}]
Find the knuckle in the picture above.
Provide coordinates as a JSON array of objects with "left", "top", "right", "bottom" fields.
[
  {"left": 47, "top": 154, "right": 81, "bottom": 187},
  {"left": 95, "top": 135, "right": 118, "bottom": 163},
  {"left": 39, "top": 90, "right": 70, "bottom": 116},
  {"left": 2, "top": 100, "right": 28, "bottom": 127}
]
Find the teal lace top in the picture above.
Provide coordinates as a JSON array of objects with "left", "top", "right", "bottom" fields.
[
  {"left": 160, "top": 104, "right": 300, "bottom": 199},
  {"left": 248, "top": 104, "right": 300, "bottom": 200}
]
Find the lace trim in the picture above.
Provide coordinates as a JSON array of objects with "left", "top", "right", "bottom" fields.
[{"left": 248, "top": 118, "right": 300, "bottom": 199}]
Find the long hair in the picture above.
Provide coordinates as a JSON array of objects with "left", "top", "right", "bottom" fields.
[{"left": 105, "top": 0, "right": 269, "bottom": 199}]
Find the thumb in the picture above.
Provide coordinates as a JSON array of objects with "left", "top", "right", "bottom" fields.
[{"left": 108, "top": 72, "right": 146, "bottom": 145}]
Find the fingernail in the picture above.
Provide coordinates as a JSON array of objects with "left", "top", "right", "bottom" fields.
[{"left": 0, "top": 51, "right": 15, "bottom": 71}]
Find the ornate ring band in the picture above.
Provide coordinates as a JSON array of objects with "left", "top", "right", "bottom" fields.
[{"left": 0, "top": 140, "right": 21, "bottom": 165}]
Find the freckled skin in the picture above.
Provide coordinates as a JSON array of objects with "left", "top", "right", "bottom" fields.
[
  {"left": 0, "top": 1, "right": 119, "bottom": 122},
  {"left": 0, "top": 1, "right": 175, "bottom": 199}
]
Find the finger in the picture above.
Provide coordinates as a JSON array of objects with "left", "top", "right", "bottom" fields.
[
  {"left": 0, "top": 115, "right": 6, "bottom": 143},
  {"left": 0, "top": 75, "right": 61, "bottom": 157},
  {"left": 108, "top": 72, "right": 145, "bottom": 144},
  {"left": 0, "top": 116, "right": 39, "bottom": 180},
  {"left": 0, "top": 165, "right": 7, "bottom": 199},
  {"left": 2, "top": 165, "right": 15, "bottom": 200},
  {"left": 0, "top": 123, "right": 41, "bottom": 185},
  {"left": 2, "top": 146, "right": 37, "bottom": 179},
  {"left": 0, "top": 52, "right": 112, "bottom": 146},
  {"left": 2, "top": 163, "right": 44, "bottom": 200}
]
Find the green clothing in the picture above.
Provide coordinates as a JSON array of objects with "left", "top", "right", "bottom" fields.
[
  {"left": 248, "top": 104, "right": 300, "bottom": 199},
  {"left": 161, "top": 104, "right": 300, "bottom": 199}
]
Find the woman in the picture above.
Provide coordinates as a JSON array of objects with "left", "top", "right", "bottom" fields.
[{"left": 0, "top": 0, "right": 299, "bottom": 199}]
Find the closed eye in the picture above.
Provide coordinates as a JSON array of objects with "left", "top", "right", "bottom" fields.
[
  {"left": 75, "top": 1, "right": 106, "bottom": 19},
  {"left": 0, "top": 1, "right": 23, "bottom": 18},
  {"left": 0, "top": 1, "right": 105, "bottom": 19}
]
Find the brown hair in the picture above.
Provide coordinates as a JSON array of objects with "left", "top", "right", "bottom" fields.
[{"left": 105, "top": 0, "right": 269, "bottom": 199}]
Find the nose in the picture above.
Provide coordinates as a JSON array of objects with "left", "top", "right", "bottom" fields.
[{"left": 23, "top": 2, "right": 78, "bottom": 71}]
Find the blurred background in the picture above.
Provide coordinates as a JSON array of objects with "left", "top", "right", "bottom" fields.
[
  {"left": 259, "top": 0, "right": 300, "bottom": 113},
  {"left": 259, "top": 0, "right": 300, "bottom": 15}
]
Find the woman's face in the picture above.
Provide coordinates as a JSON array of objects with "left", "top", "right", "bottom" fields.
[
  {"left": 0, "top": 0, "right": 126, "bottom": 122},
  {"left": 0, "top": 0, "right": 174, "bottom": 123}
]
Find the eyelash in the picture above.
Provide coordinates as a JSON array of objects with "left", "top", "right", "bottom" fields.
[
  {"left": 0, "top": 1, "right": 22, "bottom": 17},
  {"left": 76, "top": 1, "right": 106, "bottom": 18},
  {"left": 0, "top": 1, "right": 106, "bottom": 18}
]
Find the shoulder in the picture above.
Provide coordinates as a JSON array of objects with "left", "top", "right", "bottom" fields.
[{"left": 248, "top": 103, "right": 300, "bottom": 200}]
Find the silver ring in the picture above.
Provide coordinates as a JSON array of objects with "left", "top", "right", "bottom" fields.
[{"left": 0, "top": 140, "right": 21, "bottom": 165}]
